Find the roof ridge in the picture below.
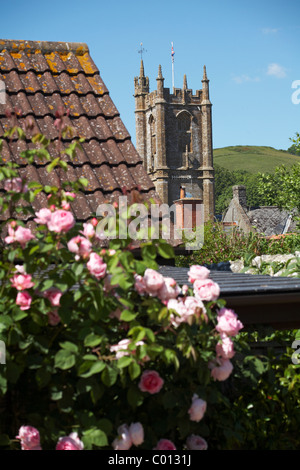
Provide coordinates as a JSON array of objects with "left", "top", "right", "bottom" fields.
[{"left": 0, "top": 39, "right": 89, "bottom": 56}]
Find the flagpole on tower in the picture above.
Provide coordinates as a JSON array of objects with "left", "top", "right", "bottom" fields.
[{"left": 171, "top": 42, "right": 175, "bottom": 91}]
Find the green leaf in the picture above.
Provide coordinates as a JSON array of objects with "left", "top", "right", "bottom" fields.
[
  {"left": 47, "top": 157, "right": 60, "bottom": 173},
  {"left": 128, "top": 326, "right": 146, "bottom": 343},
  {"left": 120, "top": 310, "right": 138, "bottom": 322},
  {"left": 78, "top": 361, "right": 105, "bottom": 378},
  {"left": 117, "top": 356, "right": 133, "bottom": 368},
  {"left": 84, "top": 333, "right": 103, "bottom": 348},
  {"left": 128, "top": 361, "right": 141, "bottom": 380},
  {"left": 101, "top": 365, "right": 118, "bottom": 387},
  {"left": 72, "top": 263, "right": 84, "bottom": 277},
  {"left": 54, "top": 349, "right": 76, "bottom": 370},
  {"left": 12, "top": 310, "right": 28, "bottom": 322},
  {"left": 40, "top": 278, "right": 55, "bottom": 291},
  {"left": 78, "top": 177, "right": 89, "bottom": 187},
  {"left": 82, "top": 428, "right": 108, "bottom": 449},
  {"left": 141, "top": 244, "right": 157, "bottom": 260},
  {"left": 110, "top": 272, "right": 132, "bottom": 290},
  {"left": 157, "top": 242, "right": 174, "bottom": 259},
  {"left": 59, "top": 341, "right": 79, "bottom": 354}
]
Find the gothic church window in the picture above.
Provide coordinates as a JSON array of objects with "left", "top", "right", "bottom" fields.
[
  {"left": 149, "top": 115, "right": 156, "bottom": 165},
  {"left": 177, "top": 111, "right": 192, "bottom": 155}
]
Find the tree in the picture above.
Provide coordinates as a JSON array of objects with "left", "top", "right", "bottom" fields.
[
  {"left": 257, "top": 134, "right": 300, "bottom": 225},
  {"left": 214, "top": 165, "right": 268, "bottom": 215},
  {"left": 287, "top": 132, "right": 300, "bottom": 155}
]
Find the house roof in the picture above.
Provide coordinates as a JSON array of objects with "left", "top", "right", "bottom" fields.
[
  {"left": 247, "top": 206, "right": 298, "bottom": 236},
  {"left": 0, "top": 39, "right": 158, "bottom": 222},
  {"left": 222, "top": 185, "right": 298, "bottom": 236}
]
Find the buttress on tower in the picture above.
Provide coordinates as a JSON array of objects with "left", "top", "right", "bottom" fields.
[{"left": 134, "top": 61, "right": 215, "bottom": 223}]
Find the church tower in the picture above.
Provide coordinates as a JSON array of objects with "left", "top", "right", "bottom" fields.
[{"left": 134, "top": 61, "right": 215, "bottom": 222}]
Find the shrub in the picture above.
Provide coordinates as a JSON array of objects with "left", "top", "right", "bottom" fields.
[
  {"left": 176, "top": 221, "right": 300, "bottom": 268},
  {"left": 0, "top": 122, "right": 244, "bottom": 451}
]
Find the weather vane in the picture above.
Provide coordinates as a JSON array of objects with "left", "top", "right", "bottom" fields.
[{"left": 138, "top": 42, "right": 147, "bottom": 60}]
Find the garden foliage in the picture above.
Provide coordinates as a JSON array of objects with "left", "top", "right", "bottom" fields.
[
  {"left": 0, "top": 119, "right": 243, "bottom": 450},
  {"left": 0, "top": 118, "right": 299, "bottom": 451}
]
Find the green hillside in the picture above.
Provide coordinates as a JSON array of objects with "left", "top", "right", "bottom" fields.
[{"left": 213, "top": 145, "right": 300, "bottom": 174}]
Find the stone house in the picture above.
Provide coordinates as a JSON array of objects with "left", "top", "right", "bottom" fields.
[{"left": 222, "top": 185, "right": 298, "bottom": 236}]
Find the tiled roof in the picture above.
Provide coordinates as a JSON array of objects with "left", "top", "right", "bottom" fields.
[
  {"left": 247, "top": 207, "right": 298, "bottom": 236},
  {"left": 0, "top": 39, "right": 158, "bottom": 222}
]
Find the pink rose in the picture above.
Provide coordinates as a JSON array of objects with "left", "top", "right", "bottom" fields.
[
  {"left": 5, "top": 224, "right": 35, "bottom": 249},
  {"left": 168, "top": 296, "right": 206, "bottom": 327},
  {"left": 154, "top": 439, "right": 176, "bottom": 450},
  {"left": 110, "top": 339, "right": 146, "bottom": 360},
  {"left": 43, "top": 287, "right": 62, "bottom": 307},
  {"left": 184, "top": 296, "right": 207, "bottom": 322},
  {"left": 112, "top": 424, "right": 132, "bottom": 450},
  {"left": 134, "top": 274, "right": 147, "bottom": 295},
  {"left": 186, "top": 434, "right": 208, "bottom": 450},
  {"left": 47, "top": 210, "right": 75, "bottom": 233},
  {"left": 129, "top": 422, "right": 144, "bottom": 446},
  {"left": 4, "top": 177, "right": 27, "bottom": 193},
  {"left": 216, "top": 333, "right": 235, "bottom": 359},
  {"left": 63, "top": 191, "right": 76, "bottom": 199},
  {"left": 47, "top": 309, "right": 61, "bottom": 326},
  {"left": 209, "top": 358, "right": 233, "bottom": 381},
  {"left": 16, "top": 425, "right": 41, "bottom": 450},
  {"left": 143, "top": 269, "right": 165, "bottom": 295},
  {"left": 157, "top": 277, "right": 181, "bottom": 302},
  {"left": 86, "top": 252, "right": 107, "bottom": 279},
  {"left": 80, "top": 223, "right": 95, "bottom": 239},
  {"left": 216, "top": 308, "right": 243, "bottom": 336},
  {"left": 10, "top": 273, "right": 34, "bottom": 291},
  {"left": 168, "top": 298, "right": 193, "bottom": 327},
  {"left": 16, "top": 291, "right": 32, "bottom": 310},
  {"left": 67, "top": 235, "right": 92, "bottom": 260},
  {"left": 187, "top": 265, "right": 210, "bottom": 283},
  {"left": 61, "top": 200, "right": 70, "bottom": 210},
  {"left": 181, "top": 284, "right": 189, "bottom": 296},
  {"left": 56, "top": 432, "right": 84, "bottom": 450},
  {"left": 110, "top": 339, "right": 132, "bottom": 359},
  {"left": 193, "top": 278, "right": 220, "bottom": 302},
  {"left": 188, "top": 394, "right": 207, "bottom": 422},
  {"left": 34, "top": 208, "right": 52, "bottom": 225},
  {"left": 15, "top": 265, "right": 26, "bottom": 274},
  {"left": 138, "top": 370, "right": 164, "bottom": 394}
]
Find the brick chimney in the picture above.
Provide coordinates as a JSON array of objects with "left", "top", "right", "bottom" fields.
[{"left": 232, "top": 185, "right": 247, "bottom": 209}]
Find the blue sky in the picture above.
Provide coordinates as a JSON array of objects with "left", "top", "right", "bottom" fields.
[{"left": 1, "top": 0, "right": 300, "bottom": 150}]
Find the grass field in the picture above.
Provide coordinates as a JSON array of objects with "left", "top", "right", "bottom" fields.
[{"left": 213, "top": 145, "right": 300, "bottom": 174}]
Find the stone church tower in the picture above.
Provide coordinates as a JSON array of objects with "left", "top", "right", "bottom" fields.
[{"left": 134, "top": 61, "right": 215, "bottom": 222}]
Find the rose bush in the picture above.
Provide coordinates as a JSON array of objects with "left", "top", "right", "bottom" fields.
[{"left": 0, "top": 120, "right": 246, "bottom": 450}]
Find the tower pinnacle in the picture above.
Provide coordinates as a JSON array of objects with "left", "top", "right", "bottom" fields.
[
  {"left": 183, "top": 74, "right": 188, "bottom": 90},
  {"left": 139, "top": 59, "right": 145, "bottom": 78},
  {"left": 157, "top": 64, "right": 163, "bottom": 79}
]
